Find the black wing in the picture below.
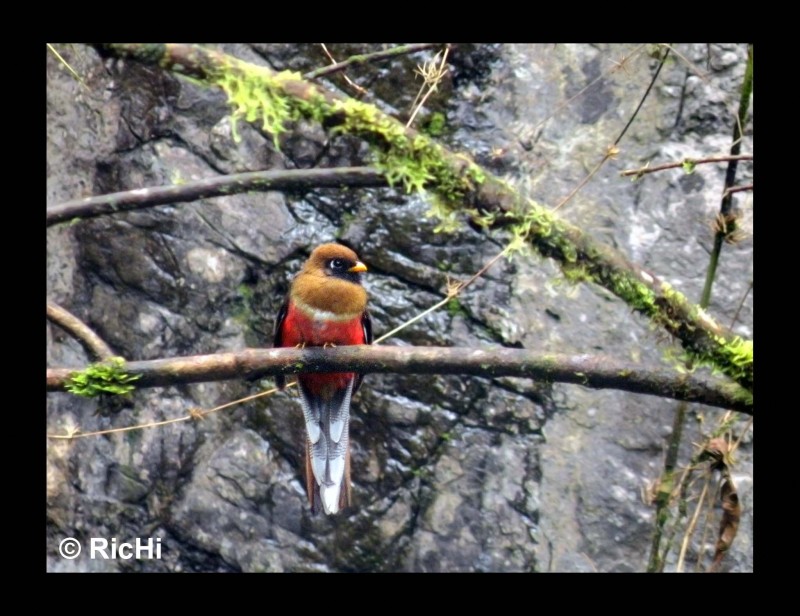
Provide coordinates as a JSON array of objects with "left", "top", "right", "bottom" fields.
[
  {"left": 273, "top": 297, "right": 290, "bottom": 389},
  {"left": 353, "top": 308, "right": 372, "bottom": 395},
  {"left": 362, "top": 308, "right": 373, "bottom": 345}
]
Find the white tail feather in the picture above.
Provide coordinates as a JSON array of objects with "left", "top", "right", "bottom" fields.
[{"left": 298, "top": 378, "right": 355, "bottom": 514}]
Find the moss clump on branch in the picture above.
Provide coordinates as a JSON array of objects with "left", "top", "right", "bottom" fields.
[
  {"left": 214, "top": 68, "right": 307, "bottom": 147},
  {"left": 209, "top": 61, "right": 486, "bottom": 221},
  {"left": 65, "top": 357, "right": 141, "bottom": 397}
]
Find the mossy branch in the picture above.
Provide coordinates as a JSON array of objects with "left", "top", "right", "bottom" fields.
[
  {"left": 93, "top": 43, "right": 753, "bottom": 391},
  {"left": 62, "top": 357, "right": 140, "bottom": 397},
  {"left": 48, "top": 346, "right": 752, "bottom": 413}
]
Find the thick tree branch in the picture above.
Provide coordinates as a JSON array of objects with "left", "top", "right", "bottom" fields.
[
  {"left": 47, "top": 346, "right": 752, "bottom": 414},
  {"left": 46, "top": 167, "right": 388, "bottom": 226},
  {"left": 46, "top": 301, "right": 115, "bottom": 360},
  {"left": 92, "top": 44, "right": 753, "bottom": 390}
]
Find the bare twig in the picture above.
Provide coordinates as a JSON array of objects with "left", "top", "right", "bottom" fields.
[
  {"left": 550, "top": 46, "right": 667, "bottom": 213},
  {"left": 533, "top": 43, "right": 646, "bottom": 137},
  {"left": 304, "top": 44, "right": 442, "bottom": 80},
  {"left": 374, "top": 249, "right": 508, "bottom": 344},
  {"left": 46, "top": 346, "right": 752, "bottom": 413},
  {"left": 730, "top": 281, "right": 753, "bottom": 330},
  {"left": 676, "top": 475, "right": 711, "bottom": 572},
  {"left": 46, "top": 167, "right": 388, "bottom": 227},
  {"left": 620, "top": 155, "right": 753, "bottom": 178},
  {"left": 724, "top": 183, "right": 753, "bottom": 197},
  {"left": 47, "top": 386, "right": 280, "bottom": 440},
  {"left": 46, "top": 301, "right": 115, "bottom": 360},
  {"left": 613, "top": 46, "right": 669, "bottom": 146},
  {"left": 660, "top": 44, "right": 710, "bottom": 83},
  {"left": 534, "top": 44, "right": 648, "bottom": 133},
  {"left": 552, "top": 144, "right": 619, "bottom": 212},
  {"left": 47, "top": 44, "right": 87, "bottom": 89},
  {"left": 647, "top": 401, "right": 689, "bottom": 572},
  {"left": 318, "top": 44, "right": 368, "bottom": 97}
]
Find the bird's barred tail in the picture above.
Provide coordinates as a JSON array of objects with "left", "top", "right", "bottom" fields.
[{"left": 298, "top": 377, "right": 355, "bottom": 514}]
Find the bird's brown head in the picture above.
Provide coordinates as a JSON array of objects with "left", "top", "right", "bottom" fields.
[
  {"left": 293, "top": 243, "right": 368, "bottom": 315},
  {"left": 302, "top": 243, "right": 367, "bottom": 284}
]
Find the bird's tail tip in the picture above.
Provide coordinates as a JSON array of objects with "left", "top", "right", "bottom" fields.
[{"left": 306, "top": 443, "right": 351, "bottom": 515}]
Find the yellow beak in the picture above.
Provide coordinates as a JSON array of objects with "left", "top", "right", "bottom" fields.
[{"left": 348, "top": 261, "right": 368, "bottom": 273}]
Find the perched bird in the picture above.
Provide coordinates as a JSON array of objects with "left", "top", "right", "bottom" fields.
[{"left": 274, "top": 243, "right": 372, "bottom": 514}]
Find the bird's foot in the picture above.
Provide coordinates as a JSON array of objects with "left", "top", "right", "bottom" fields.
[{"left": 323, "top": 342, "right": 337, "bottom": 349}]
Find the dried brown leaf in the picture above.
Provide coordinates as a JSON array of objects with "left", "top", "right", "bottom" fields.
[{"left": 709, "top": 475, "right": 741, "bottom": 572}]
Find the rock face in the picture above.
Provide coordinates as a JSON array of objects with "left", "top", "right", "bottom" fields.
[{"left": 47, "top": 44, "right": 753, "bottom": 572}]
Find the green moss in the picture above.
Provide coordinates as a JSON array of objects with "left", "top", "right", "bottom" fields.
[
  {"left": 446, "top": 298, "right": 468, "bottom": 317},
  {"left": 561, "top": 262, "right": 592, "bottom": 284},
  {"left": 713, "top": 335, "right": 753, "bottom": 384},
  {"left": 422, "top": 111, "right": 447, "bottom": 137},
  {"left": 213, "top": 67, "right": 304, "bottom": 147},
  {"left": 65, "top": 357, "right": 141, "bottom": 398},
  {"left": 209, "top": 64, "right": 485, "bottom": 227},
  {"left": 232, "top": 283, "right": 256, "bottom": 327}
]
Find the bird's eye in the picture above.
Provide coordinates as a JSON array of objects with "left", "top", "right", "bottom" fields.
[{"left": 330, "top": 258, "right": 346, "bottom": 270}]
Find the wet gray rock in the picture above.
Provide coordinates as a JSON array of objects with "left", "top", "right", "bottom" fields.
[{"left": 47, "top": 44, "right": 752, "bottom": 572}]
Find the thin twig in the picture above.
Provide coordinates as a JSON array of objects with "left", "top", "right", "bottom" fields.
[
  {"left": 47, "top": 43, "right": 87, "bottom": 89},
  {"left": 374, "top": 248, "right": 508, "bottom": 343},
  {"left": 613, "top": 46, "right": 669, "bottom": 146},
  {"left": 47, "top": 387, "right": 281, "bottom": 440},
  {"left": 676, "top": 475, "right": 710, "bottom": 572},
  {"left": 552, "top": 145, "right": 618, "bottom": 212},
  {"left": 550, "top": 46, "right": 667, "bottom": 213},
  {"left": 647, "top": 401, "right": 689, "bottom": 572},
  {"left": 724, "top": 183, "right": 753, "bottom": 197},
  {"left": 46, "top": 301, "right": 115, "bottom": 360},
  {"left": 46, "top": 167, "right": 388, "bottom": 226},
  {"left": 729, "top": 280, "right": 753, "bottom": 329},
  {"left": 620, "top": 155, "right": 753, "bottom": 178},
  {"left": 700, "top": 43, "right": 753, "bottom": 309},
  {"left": 304, "top": 44, "right": 441, "bottom": 80},
  {"left": 318, "top": 44, "right": 368, "bottom": 97},
  {"left": 660, "top": 44, "right": 709, "bottom": 83},
  {"left": 534, "top": 44, "right": 648, "bottom": 133},
  {"left": 696, "top": 478, "right": 717, "bottom": 571}
]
